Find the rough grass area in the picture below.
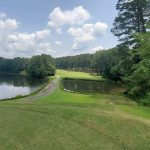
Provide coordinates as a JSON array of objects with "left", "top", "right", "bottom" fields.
[{"left": 0, "top": 69, "right": 149, "bottom": 150}]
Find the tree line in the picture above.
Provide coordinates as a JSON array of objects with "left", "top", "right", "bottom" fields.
[
  {"left": 55, "top": 48, "right": 122, "bottom": 80},
  {"left": 0, "top": 57, "right": 29, "bottom": 74},
  {"left": 55, "top": 54, "right": 94, "bottom": 72},
  {"left": 0, "top": 54, "right": 56, "bottom": 78}
]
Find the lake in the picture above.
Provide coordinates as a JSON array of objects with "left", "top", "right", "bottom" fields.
[
  {"left": 0, "top": 74, "right": 47, "bottom": 100},
  {"left": 62, "top": 78, "right": 124, "bottom": 94}
]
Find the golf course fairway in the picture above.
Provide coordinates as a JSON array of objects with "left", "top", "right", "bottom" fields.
[{"left": 0, "top": 70, "right": 149, "bottom": 150}]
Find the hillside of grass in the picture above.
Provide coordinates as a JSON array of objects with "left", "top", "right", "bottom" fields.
[
  {"left": 57, "top": 69, "right": 104, "bottom": 80},
  {"left": 0, "top": 70, "right": 149, "bottom": 150}
]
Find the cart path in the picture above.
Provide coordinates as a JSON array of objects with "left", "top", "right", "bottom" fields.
[{"left": 21, "top": 75, "right": 59, "bottom": 103}]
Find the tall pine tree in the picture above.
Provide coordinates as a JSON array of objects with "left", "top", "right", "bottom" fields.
[{"left": 111, "top": 0, "right": 150, "bottom": 46}]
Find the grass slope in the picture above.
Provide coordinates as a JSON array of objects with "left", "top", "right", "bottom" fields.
[
  {"left": 0, "top": 69, "right": 150, "bottom": 150},
  {"left": 57, "top": 69, "right": 104, "bottom": 80}
]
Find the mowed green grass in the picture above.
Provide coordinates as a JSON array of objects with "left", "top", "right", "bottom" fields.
[
  {"left": 0, "top": 69, "right": 150, "bottom": 150},
  {"left": 57, "top": 69, "right": 104, "bottom": 80}
]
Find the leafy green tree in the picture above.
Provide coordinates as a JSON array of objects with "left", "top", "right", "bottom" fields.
[
  {"left": 92, "top": 48, "right": 121, "bottom": 80},
  {"left": 27, "top": 54, "right": 56, "bottom": 78},
  {"left": 128, "top": 28, "right": 150, "bottom": 105},
  {"left": 0, "top": 57, "right": 29, "bottom": 73},
  {"left": 55, "top": 54, "right": 93, "bottom": 72},
  {"left": 111, "top": 0, "right": 150, "bottom": 46}
]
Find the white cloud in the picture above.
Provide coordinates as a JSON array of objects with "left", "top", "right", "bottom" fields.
[
  {"left": 90, "top": 46, "right": 103, "bottom": 53},
  {"left": 72, "top": 42, "right": 88, "bottom": 51},
  {"left": 6, "top": 30, "right": 51, "bottom": 56},
  {"left": 68, "top": 22, "right": 108, "bottom": 51},
  {"left": 0, "top": 18, "right": 19, "bottom": 31},
  {"left": 0, "top": 13, "right": 53, "bottom": 58},
  {"left": 0, "top": 9, "right": 108, "bottom": 57},
  {"left": 48, "top": 6, "right": 90, "bottom": 28},
  {"left": 67, "top": 22, "right": 108, "bottom": 42},
  {"left": 0, "top": 12, "right": 7, "bottom": 19},
  {"left": 5, "top": 30, "right": 52, "bottom": 57},
  {"left": 93, "top": 22, "right": 108, "bottom": 36},
  {"left": 55, "top": 41, "right": 61, "bottom": 46},
  {"left": 56, "top": 28, "right": 62, "bottom": 34},
  {"left": 35, "top": 30, "right": 50, "bottom": 39}
]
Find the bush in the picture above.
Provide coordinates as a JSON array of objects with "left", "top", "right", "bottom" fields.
[{"left": 141, "top": 93, "right": 150, "bottom": 106}]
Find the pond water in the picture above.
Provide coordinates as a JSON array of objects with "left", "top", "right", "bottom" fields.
[
  {"left": 0, "top": 74, "right": 47, "bottom": 100},
  {"left": 62, "top": 78, "right": 124, "bottom": 94}
]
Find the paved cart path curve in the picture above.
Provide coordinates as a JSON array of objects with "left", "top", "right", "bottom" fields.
[{"left": 22, "top": 75, "right": 59, "bottom": 102}]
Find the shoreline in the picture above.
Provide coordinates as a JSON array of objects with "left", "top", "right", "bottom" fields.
[{"left": 0, "top": 76, "right": 55, "bottom": 101}]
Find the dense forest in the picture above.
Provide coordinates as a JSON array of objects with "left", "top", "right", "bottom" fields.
[
  {"left": 55, "top": 54, "right": 94, "bottom": 72},
  {"left": 0, "top": 57, "right": 29, "bottom": 74},
  {"left": 0, "top": 54, "right": 56, "bottom": 78}
]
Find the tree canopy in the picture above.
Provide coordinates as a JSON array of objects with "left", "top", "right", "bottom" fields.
[
  {"left": 55, "top": 54, "right": 94, "bottom": 72},
  {"left": 0, "top": 57, "right": 29, "bottom": 74},
  {"left": 111, "top": 0, "right": 150, "bottom": 46},
  {"left": 27, "top": 54, "right": 56, "bottom": 78},
  {"left": 0, "top": 54, "right": 56, "bottom": 78}
]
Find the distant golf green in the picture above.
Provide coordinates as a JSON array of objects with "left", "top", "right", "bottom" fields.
[{"left": 0, "top": 70, "right": 149, "bottom": 150}]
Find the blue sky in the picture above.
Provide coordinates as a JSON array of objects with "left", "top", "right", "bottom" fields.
[{"left": 0, "top": 0, "right": 119, "bottom": 58}]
